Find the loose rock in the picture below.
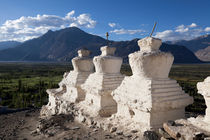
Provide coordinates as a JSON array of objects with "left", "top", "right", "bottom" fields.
[
  {"left": 131, "top": 130, "right": 138, "bottom": 133},
  {"left": 143, "top": 131, "right": 159, "bottom": 140},
  {"left": 116, "top": 131, "right": 123, "bottom": 135},
  {"left": 159, "top": 128, "right": 171, "bottom": 139},
  {"left": 110, "top": 127, "right": 117, "bottom": 133},
  {"left": 70, "top": 126, "right": 80, "bottom": 130}
]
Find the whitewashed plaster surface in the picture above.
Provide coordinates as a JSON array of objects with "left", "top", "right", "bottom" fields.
[
  {"left": 40, "top": 49, "right": 94, "bottom": 117},
  {"left": 111, "top": 37, "right": 193, "bottom": 130}
]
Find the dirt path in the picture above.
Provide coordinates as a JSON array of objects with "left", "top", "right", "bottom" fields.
[
  {"left": 0, "top": 109, "right": 140, "bottom": 140},
  {"left": 0, "top": 109, "right": 39, "bottom": 140}
]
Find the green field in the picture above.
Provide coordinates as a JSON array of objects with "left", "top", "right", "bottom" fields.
[
  {"left": 0, "top": 62, "right": 72, "bottom": 108},
  {"left": 0, "top": 62, "right": 210, "bottom": 114},
  {"left": 169, "top": 64, "right": 210, "bottom": 114}
]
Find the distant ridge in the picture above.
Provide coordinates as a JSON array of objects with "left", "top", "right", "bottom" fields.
[
  {"left": 168, "top": 34, "right": 210, "bottom": 52},
  {"left": 0, "top": 27, "right": 202, "bottom": 63},
  {"left": 167, "top": 34, "right": 210, "bottom": 61},
  {"left": 0, "top": 41, "right": 21, "bottom": 50},
  {"left": 110, "top": 39, "right": 202, "bottom": 63}
]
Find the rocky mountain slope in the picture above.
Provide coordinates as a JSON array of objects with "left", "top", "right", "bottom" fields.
[
  {"left": 0, "top": 27, "right": 202, "bottom": 63},
  {"left": 195, "top": 46, "right": 210, "bottom": 61}
]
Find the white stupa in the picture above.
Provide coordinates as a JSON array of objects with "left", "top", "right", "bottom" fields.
[
  {"left": 40, "top": 49, "right": 94, "bottom": 116},
  {"left": 111, "top": 37, "right": 193, "bottom": 130},
  {"left": 78, "top": 46, "right": 124, "bottom": 117}
]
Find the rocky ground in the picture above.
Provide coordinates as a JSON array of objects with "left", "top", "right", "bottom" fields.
[
  {"left": 0, "top": 109, "right": 145, "bottom": 140},
  {"left": 1, "top": 108, "right": 209, "bottom": 140}
]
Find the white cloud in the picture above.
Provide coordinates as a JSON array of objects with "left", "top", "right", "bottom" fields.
[
  {"left": 70, "top": 13, "right": 96, "bottom": 28},
  {"left": 108, "top": 23, "right": 116, "bottom": 28},
  {"left": 189, "top": 23, "right": 197, "bottom": 28},
  {"left": 154, "top": 23, "right": 205, "bottom": 41},
  {"left": 205, "top": 27, "right": 210, "bottom": 32},
  {"left": 0, "top": 10, "right": 96, "bottom": 42},
  {"left": 175, "top": 25, "right": 189, "bottom": 33},
  {"left": 110, "top": 28, "right": 145, "bottom": 35},
  {"left": 155, "top": 30, "right": 175, "bottom": 41}
]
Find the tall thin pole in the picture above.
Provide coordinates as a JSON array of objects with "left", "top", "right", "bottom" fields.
[{"left": 150, "top": 22, "right": 157, "bottom": 37}]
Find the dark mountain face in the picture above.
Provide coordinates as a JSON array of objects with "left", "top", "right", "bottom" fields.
[
  {"left": 0, "top": 27, "right": 202, "bottom": 63},
  {"left": 109, "top": 39, "right": 202, "bottom": 63},
  {"left": 0, "top": 41, "right": 21, "bottom": 50},
  {"left": 160, "top": 43, "right": 202, "bottom": 63},
  {"left": 0, "top": 27, "right": 107, "bottom": 61}
]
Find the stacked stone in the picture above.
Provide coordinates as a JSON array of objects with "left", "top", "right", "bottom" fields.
[
  {"left": 79, "top": 46, "right": 124, "bottom": 117},
  {"left": 111, "top": 37, "right": 193, "bottom": 130},
  {"left": 40, "top": 49, "right": 94, "bottom": 116}
]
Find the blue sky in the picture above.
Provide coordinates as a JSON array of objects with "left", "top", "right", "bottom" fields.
[{"left": 0, "top": 0, "right": 210, "bottom": 42}]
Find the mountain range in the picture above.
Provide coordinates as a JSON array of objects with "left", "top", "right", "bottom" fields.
[
  {"left": 0, "top": 27, "right": 204, "bottom": 63},
  {"left": 168, "top": 35, "right": 210, "bottom": 61},
  {"left": 0, "top": 41, "right": 21, "bottom": 50}
]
